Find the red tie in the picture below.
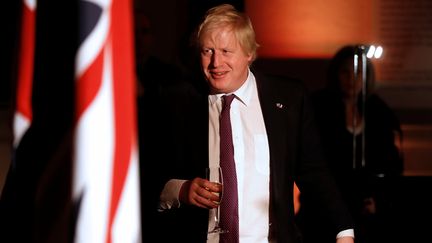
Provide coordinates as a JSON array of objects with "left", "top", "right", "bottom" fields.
[{"left": 219, "top": 94, "right": 239, "bottom": 243}]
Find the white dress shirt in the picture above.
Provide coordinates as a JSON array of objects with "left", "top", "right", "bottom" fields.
[{"left": 207, "top": 70, "right": 270, "bottom": 243}]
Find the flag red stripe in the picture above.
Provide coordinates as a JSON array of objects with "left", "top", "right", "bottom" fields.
[
  {"left": 76, "top": 51, "right": 104, "bottom": 118},
  {"left": 16, "top": 3, "right": 35, "bottom": 121},
  {"left": 106, "top": 0, "right": 136, "bottom": 241}
]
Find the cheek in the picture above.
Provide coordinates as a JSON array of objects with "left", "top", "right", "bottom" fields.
[
  {"left": 200, "top": 62, "right": 212, "bottom": 80},
  {"left": 201, "top": 57, "right": 211, "bottom": 69}
]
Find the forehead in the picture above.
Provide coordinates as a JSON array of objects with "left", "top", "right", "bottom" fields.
[{"left": 200, "top": 25, "right": 238, "bottom": 47}]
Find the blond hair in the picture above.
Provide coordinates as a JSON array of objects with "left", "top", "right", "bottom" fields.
[{"left": 195, "top": 4, "right": 259, "bottom": 62}]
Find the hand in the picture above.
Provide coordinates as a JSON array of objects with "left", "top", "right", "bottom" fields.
[
  {"left": 336, "top": 236, "right": 355, "bottom": 243},
  {"left": 179, "top": 177, "right": 222, "bottom": 209}
]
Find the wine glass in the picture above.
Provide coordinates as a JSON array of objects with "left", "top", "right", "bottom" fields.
[{"left": 206, "top": 166, "right": 227, "bottom": 234}]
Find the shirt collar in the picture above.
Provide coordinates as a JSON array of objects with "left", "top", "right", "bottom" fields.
[{"left": 208, "top": 69, "right": 256, "bottom": 107}]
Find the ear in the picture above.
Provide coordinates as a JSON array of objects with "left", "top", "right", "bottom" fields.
[{"left": 247, "top": 52, "right": 253, "bottom": 63}]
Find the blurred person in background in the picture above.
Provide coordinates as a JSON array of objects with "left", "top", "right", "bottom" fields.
[{"left": 297, "top": 45, "right": 404, "bottom": 243}]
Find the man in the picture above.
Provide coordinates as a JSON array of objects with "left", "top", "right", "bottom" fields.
[{"left": 140, "top": 4, "right": 355, "bottom": 243}]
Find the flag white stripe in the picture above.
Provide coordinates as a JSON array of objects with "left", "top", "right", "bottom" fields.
[
  {"left": 75, "top": 1, "right": 109, "bottom": 78},
  {"left": 112, "top": 146, "right": 140, "bottom": 243},
  {"left": 73, "top": 44, "right": 114, "bottom": 243},
  {"left": 13, "top": 112, "right": 30, "bottom": 147},
  {"left": 24, "top": 0, "right": 36, "bottom": 10}
]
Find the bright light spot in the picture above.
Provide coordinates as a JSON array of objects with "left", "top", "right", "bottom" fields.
[
  {"left": 374, "top": 46, "right": 383, "bottom": 59},
  {"left": 366, "top": 45, "right": 375, "bottom": 58}
]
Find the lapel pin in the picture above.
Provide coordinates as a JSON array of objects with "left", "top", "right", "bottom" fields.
[{"left": 276, "top": 103, "right": 284, "bottom": 109}]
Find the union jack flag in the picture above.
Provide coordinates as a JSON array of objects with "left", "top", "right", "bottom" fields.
[
  {"left": 2, "top": 0, "right": 140, "bottom": 242},
  {"left": 72, "top": 0, "right": 141, "bottom": 242}
]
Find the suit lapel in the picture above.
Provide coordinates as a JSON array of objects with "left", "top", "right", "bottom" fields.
[{"left": 254, "top": 72, "right": 294, "bottom": 175}]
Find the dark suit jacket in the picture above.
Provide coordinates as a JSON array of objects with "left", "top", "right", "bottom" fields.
[{"left": 139, "top": 70, "right": 353, "bottom": 243}]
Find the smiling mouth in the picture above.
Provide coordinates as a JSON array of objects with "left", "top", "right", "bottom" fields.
[{"left": 210, "top": 71, "right": 228, "bottom": 78}]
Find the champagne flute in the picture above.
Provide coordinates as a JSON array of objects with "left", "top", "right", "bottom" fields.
[{"left": 206, "top": 166, "right": 227, "bottom": 234}]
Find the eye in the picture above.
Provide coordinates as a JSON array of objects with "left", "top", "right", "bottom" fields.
[
  {"left": 202, "top": 48, "right": 213, "bottom": 56},
  {"left": 222, "top": 49, "right": 233, "bottom": 56}
]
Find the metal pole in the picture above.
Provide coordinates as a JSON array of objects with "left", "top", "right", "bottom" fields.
[
  {"left": 352, "top": 48, "right": 359, "bottom": 169},
  {"left": 360, "top": 46, "right": 367, "bottom": 168}
]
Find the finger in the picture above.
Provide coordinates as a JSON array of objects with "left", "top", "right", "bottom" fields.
[
  {"left": 195, "top": 193, "right": 218, "bottom": 208},
  {"left": 188, "top": 182, "right": 214, "bottom": 208},
  {"left": 199, "top": 186, "right": 220, "bottom": 207},
  {"left": 191, "top": 185, "right": 217, "bottom": 207},
  {"left": 191, "top": 189, "right": 216, "bottom": 209},
  {"left": 189, "top": 178, "right": 221, "bottom": 208},
  {"left": 202, "top": 180, "right": 222, "bottom": 193}
]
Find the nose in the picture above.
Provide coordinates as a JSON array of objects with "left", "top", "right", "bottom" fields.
[{"left": 211, "top": 51, "right": 221, "bottom": 67}]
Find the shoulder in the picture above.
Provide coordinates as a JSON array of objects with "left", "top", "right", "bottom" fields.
[
  {"left": 367, "top": 94, "right": 401, "bottom": 127},
  {"left": 251, "top": 70, "right": 318, "bottom": 115},
  {"left": 252, "top": 69, "right": 307, "bottom": 96},
  {"left": 254, "top": 70, "right": 303, "bottom": 86},
  {"left": 367, "top": 94, "right": 397, "bottom": 116}
]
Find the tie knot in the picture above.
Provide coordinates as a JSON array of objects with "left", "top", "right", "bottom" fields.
[{"left": 222, "top": 94, "right": 235, "bottom": 109}]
